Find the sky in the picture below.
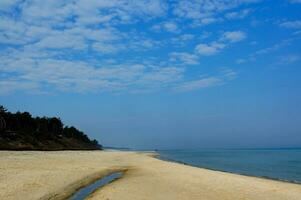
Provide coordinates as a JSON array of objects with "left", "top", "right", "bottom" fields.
[{"left": 0, "top": 0, "right": 301, "bottom": 150}]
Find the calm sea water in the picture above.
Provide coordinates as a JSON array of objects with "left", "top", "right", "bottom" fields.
[{"left": 158, "top": 148, "right": 301, "bottom": 183}]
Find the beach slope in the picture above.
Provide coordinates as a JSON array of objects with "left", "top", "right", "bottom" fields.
[{"left": 0, "top": 151, "right": 300, "bottom": 200}]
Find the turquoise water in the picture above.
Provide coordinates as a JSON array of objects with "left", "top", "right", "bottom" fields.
[{"left": 158, "top": 148, "right": 301, "bottom": 183}]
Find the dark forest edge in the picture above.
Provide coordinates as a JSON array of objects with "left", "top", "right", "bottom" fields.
[{"left": 0, "top": 105, "right": 102, "bottom": 150}]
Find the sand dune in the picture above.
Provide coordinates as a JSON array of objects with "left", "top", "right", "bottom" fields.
[{"left": 0, "top": 151, "right": 300, "bottom": 200}]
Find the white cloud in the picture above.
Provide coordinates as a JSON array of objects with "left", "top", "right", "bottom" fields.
[
  {"left": 278, "top": 55, "right": 300, "bottom": 65},
  {"left": 238, "top": 38, "right": 296, "bottom": 63},
  {"left": 163, "top": 22, "right": 179, "bottom": 32},
  {"left": 200, "top": 18, "right": 220, "bottom": 25},
  {"left": 173, "top": 68, "right": 237, "bottom": 92},
  {"left": 173, "top": 0, "right": 260, "bottom": 25},
  {"left": 170, "top": 34, "right": 195, "bottom": 46},
  {"left": 0, "top": 0, "right": 21, "bottom": 12},
  {"left": 253, "top": 39, "right": 293, "bottom": 55},
  {"left": 169, "top": 52, "right": 199, "bottom": 65},
  {"left": 68, "top": 27, "right": 121, "bottom": 42},
  {"left": 34, "top": 34, "right": 87, "bottom": 50},
  {"left": 152, "top": 21, "right": 179, "bottom": 33},
  {"left": 178, "top": 34, "right": 195, "bottom": 41},
  {"left": 0, "top": 0, "right": 162, "bottom": 50},
  {"left": 0, "top": 47, "right": 186, "bottom": 94},
  {"left": 129, "top": 37, "right": 162, "bottom": 50},
  {"left": 0, "top": 79, "right": 39, "bottom": 95},
  {"left": 221, "top": 69, "right": 237, "bottom": 80},
  {"left": 19, "top": 0, "right": 167, "bottom": 26},
  {"left": 194, "top": 31, "right": 246, "bottom": 56},
  {"left": 174, "top": 77, "right": 222, "bottom": 92},
  {"left": 0, "top": 17, "right": 28, "bottom": 45},
  {"left": 221, "top": 31, "right": 246, "bottom": 42},
  {"left": 92, "top": 42, "right": 124, "bottom": 54},
  {"left": 195, "top": 42, "right": 225, "bottom": 56},
  {"left": 225, "top": 9, "right": 251, "bottom": 20},
  {"left": 0, "top": 0, "right": 244, "bottom": 95},
  {"left": 279, "top": 20, "right": 301, "bottom": 29},
  {"left": 138, "top": 67, "right": 183, "bottom": 84}
]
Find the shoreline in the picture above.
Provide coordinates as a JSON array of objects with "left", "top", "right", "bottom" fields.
[
  {"left": 155, "top": 154, "right": 301, "bottom": 185},
  {"left": 1, "top": 150, "right": 301, "bottom": 200}
]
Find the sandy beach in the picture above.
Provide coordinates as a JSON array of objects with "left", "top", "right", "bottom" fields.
[{"left": 0, "top": 151, "right": 301, "bottom": 200}]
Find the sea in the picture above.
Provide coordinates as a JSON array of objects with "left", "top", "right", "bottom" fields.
[{"left": 158, "top": 148, "right": 301, "bottom": 184}]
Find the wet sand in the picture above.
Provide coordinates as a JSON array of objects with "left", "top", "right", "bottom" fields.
[{"left": 0, "top": 151, "right": 300, "bottom": 200}]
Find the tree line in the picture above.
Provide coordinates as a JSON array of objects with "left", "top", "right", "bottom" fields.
[{"left": 0, "top": 105, "right": 101, "bottom": 149}]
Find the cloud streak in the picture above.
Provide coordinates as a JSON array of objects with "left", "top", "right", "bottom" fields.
[{"left": 173, "top": 69, "right": 237, "bottom": 92}]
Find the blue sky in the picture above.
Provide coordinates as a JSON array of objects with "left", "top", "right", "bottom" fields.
[{"left": 0, "top": 0, "right": 301, "bottom": 149}]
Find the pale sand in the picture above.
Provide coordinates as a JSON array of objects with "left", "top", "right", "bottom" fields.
[{"left": 0, "top": 151, "right": 301, "bottom": 200}]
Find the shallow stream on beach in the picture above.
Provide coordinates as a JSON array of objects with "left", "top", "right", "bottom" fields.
[{"left": 68, "top": 172, "right": 123, "bottom": 200}]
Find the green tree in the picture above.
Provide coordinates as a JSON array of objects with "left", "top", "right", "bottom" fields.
[
  {"left": 0, "top": 105, "right": 7, "bottom": 132},
  {"left": 0, "top": 105, "right": 7, "bottom": 114},
  {"left": 0, "top": 105, "right": 101, "bottom": 149}
]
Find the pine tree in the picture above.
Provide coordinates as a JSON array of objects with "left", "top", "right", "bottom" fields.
[{"left": 0, "top": 105, "right": 7, "bottom": 132}]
